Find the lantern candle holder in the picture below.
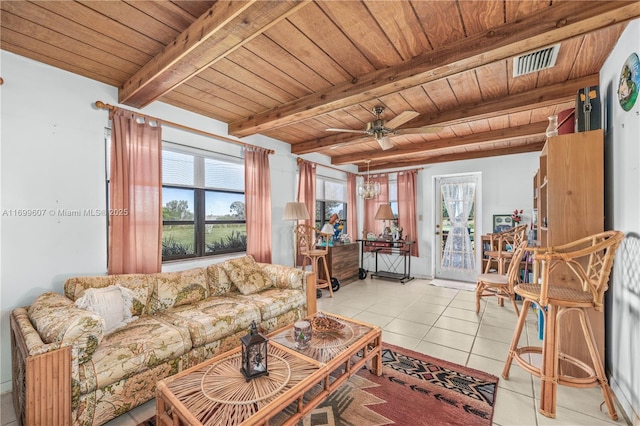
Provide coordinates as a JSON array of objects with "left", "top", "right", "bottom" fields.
[{"left": 240, "top": 321, "right": 269, "bottom": 381}]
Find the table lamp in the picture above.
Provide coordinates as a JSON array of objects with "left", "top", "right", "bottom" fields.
[
  {"left": 282, "top": 202, "right": 310, "bottom": 266},
  {"left": 374, "top": 203, "right": 395, "bottom": 239},
  {"left": 320, "top": 223, "right": 335, "bottom": 246}
]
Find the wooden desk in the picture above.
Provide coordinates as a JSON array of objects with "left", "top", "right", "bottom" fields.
[{"left": 317, "top": 242, "right": 359, "bottom": 285}]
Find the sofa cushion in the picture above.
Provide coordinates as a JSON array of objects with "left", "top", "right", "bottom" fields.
[
  {"left": 65, "top": 275, "right": 152, "bottom": 317},
  {"left": 75, "top": 286, "right": 138, "bottom": 333},
  {"left": 232, "top": 288, "right": 306, "bottom": 321},
  {"left": 28, "top": 292, "right": 104, "bottom": 364},
  {"left": 206, "top": 264, "right": 233, "bottom": 296},
  {"left": 156, "top": 296, "right": 261, "bottom": 347},
  {"left": 149, "top": 268, "right": 209, "bottom": 314},
  {"left": 221, "top": 256, "right": 274, "bottom": 295},
  {"left": 79, "top": 315, "right": 192, "bottom": 392}
]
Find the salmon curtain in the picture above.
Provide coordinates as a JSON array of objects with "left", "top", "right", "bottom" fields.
[
  {"left": 346, "top": 172, "right": 358, "bottom": 241},
  {"left": 297, "top": 160, "right": 316, "bottom": 226},
  {"left": 245, "top": 147, "right": 272, "bottom": 263},
  {"left": 398, "top": 169, "right": 419, "bottom": 256},
  {"left": 363, "top": 174, "right": 389, "bottom": 238},
  {"left": 108, "top": 109, "right": 162, "bottom": 274}
]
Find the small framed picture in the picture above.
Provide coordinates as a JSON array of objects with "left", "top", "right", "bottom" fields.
[{"left": 493, "top": 214, "right": 513, "bottom": 233}]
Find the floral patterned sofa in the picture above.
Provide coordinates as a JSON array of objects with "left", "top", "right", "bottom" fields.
[{"left": 10, "top": 255, "right": 316, "bottom": 426}]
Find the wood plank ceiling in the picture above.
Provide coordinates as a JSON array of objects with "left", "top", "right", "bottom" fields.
[{"left": 2, "top": 1, "right": 639, "bottom": 171}]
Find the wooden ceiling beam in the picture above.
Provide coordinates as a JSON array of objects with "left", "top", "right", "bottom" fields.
[
  {"left": 229, "top": 1, "right": 639, "bottom": 137},
  {"left": 365, "top": 142, "right": 546, "bottom": 172},
  {"left": 292, "top": 75, "right": 593, "bottom": 155},
  {"left": 332, "top": 122, "right": 548, "bottom": 165},
  {"left": 118, "top": 0, "right": 310, "bottom": 108},
  {"left": 391, "top": 75, "right": 597, "bottom": 129}
]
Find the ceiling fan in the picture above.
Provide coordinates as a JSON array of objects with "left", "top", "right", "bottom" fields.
[{"left": 326, "top": 106, "right": 442, "bottom": 150}]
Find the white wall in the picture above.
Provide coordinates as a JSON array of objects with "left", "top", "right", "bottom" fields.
[
  {"left": 358, "top": 154, "right": 539, "bottom": 278},
  {"left": 0, "top": 50, "right": 538, "bottom": 393},
  {"left": 417, "top": 153, "right": 539, "bottom": 277},
  {"left": 600, "top": 19, "right": 640, "bottom": 424}
]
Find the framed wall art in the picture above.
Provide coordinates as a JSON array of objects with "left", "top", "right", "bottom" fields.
[
  {"left": 493, "top": 214, "right": 513, "bottom": 233},
  {"left": 618, "top": 52, "right": 639, "bottom": 112}
]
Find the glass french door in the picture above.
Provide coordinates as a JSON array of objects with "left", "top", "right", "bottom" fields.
[{"left": 434, "top": 174, "right": 479, "bottom": 282}]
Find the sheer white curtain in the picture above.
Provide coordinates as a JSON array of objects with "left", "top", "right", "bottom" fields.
[{"left": 441, "top": 178, "right": 476, "bottom": 270}]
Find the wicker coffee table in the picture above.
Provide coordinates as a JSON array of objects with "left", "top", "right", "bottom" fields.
[{"left": 156, "top": 312, "right": 381, "bottom": 426}]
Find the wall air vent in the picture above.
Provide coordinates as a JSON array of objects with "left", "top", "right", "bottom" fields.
[{"left": 513, "top": 44, "right": 560, "bottom": 77}]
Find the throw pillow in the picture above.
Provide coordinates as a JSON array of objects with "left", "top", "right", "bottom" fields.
[
  {"left": 150, "top": 268, "right": 209, "bottom": 313},
  {"left": 75, "top": 285, "right": 138, "bottom": 333},
  {"left": 222, "top": 255, "right": 274, "bottom": 295}
]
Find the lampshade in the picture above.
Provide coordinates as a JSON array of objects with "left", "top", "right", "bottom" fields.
[
  {"left": 374, "top": 204, "right": 395, "bottom": 220},
  {"left": 320, "top": 223, "right": 334, "bottom": 235},
  {"left": 282, "top": 202, "right": 310, "bottom": 220}
]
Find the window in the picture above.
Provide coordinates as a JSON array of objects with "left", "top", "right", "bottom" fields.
[
  {"left": 388, "top": 176, "right": 398, "bottom": 220},
  {"left": 315, "top": 177, "right": 347, "bottom": 233},
  {"left": 162, "top": 145, "right": 246, "bottom": 260}
]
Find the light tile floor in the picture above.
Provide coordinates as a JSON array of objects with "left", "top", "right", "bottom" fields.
[{"left": 1, "top": 277, "right": 630, "bottom": 425}]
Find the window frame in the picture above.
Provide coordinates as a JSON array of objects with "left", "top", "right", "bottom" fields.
[
  {"left": 161, "top": 144, "right": 246, "bottom": 262},
  {"left": 314, "top": 175, "right": 348, "bottom": 234}
]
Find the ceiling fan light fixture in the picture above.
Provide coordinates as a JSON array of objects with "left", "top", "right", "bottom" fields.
[
  {"left": 358, "top": 160, "right": 381, "bottom": 199},
  {"left": 377, "top": 136, "right": 393, "bottom": 150}
]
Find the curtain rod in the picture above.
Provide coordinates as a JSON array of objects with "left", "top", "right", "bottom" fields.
[
  {"left": 297, "top": 157, "right": 423, "bottom": 176},
  {"left": 296, "top": 157, "right": 354, "bottom": 175},
  {"left": 95, "top": 101, "right": 274, "bottom": 154},
  {"left": 359, "top": 165, "right": 424, "bottom": 176}
]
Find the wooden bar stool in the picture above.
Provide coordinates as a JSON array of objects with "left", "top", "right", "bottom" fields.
[
  {"left": 295, "top": 224, "right": 333, "bottom": 297},
  {"left": 501, "top": 230, "right": 624, "bottom": 420},
  {"left": 483, "top": 224, "right": 529, "bottom": 274},
  {"left": 475, "top": 241, "right": 528, "bottom": 315}
]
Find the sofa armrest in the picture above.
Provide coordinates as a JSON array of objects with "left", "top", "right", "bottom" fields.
[
  {"left": 27, "top": 292, "right": 105, "bottom": 364},
  {"left": 305, "top": 272, "right": 317, "bottom": 316},
  {"left": 11, "top": 308, "right": 74, "bottom": 425}
]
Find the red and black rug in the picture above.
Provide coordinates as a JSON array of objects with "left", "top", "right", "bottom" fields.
[{"left": 139, "top": 343, "right": 498, "bottom": 426}]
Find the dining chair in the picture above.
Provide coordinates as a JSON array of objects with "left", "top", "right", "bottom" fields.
[
  {"left": 501, "top": 230, "right": 624, "bottom": 420},
  {"left": 475, "top": 241, "right": 528, "bottom": 315},
  {"left": 295, "top": 224, "right": 334, "bottom": 297}
]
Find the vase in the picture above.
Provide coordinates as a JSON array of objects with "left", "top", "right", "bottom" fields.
[
  {"left": 546, "top": 115, "right": 558, "bottom": 137},
  {"left": 293, "top": 320, "right": 312, "bottom": 349}
]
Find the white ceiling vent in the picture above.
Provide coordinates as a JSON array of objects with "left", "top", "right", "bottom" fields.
[{"left": 513, "top": 44, "right": 560, "bottom": 77}]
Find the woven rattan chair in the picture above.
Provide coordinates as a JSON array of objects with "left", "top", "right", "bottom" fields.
[
  {"left": 483, "top": 224, "right": 528, "bottom": 274},
  {"left": 501, "top": 230, "right": 624, "bottom": 420},
  {"left": 475, "top": 241, "right": 528, "bottom": 316},
  {"left": 295, "top": 224, "right": 333, "bottom": 297}
]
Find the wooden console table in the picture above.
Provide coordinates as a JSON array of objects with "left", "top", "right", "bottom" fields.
[{"left": 357, "top": 239, "right": 414, "bottom": 284}]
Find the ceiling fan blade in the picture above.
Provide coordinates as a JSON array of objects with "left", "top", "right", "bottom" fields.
[
  {"left": 326, "top": 128, "right": 367, "bottom": 134},
  {"left": 377, "top": 136, "right": 394, "bottom": 150},
  {"left": 394, "top": 126, "right": 444, "bottom": 135},
  {"left": 385, "top": 110, "right": 420, "bottom": 129}
]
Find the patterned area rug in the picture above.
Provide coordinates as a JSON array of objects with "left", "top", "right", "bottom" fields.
[{"left": 139, "top": 343, "right": 498, "bottom": 426}]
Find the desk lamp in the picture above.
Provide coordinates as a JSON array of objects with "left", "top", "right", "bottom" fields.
[{"left": 374, "top": 204, "right": 395, "bottom": 240}]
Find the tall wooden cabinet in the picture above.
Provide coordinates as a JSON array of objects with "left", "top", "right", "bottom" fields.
[
  {"left": 533, "top": 129, "right": 605, "bottom": 370},
  {"left": 536, "top": 130, "right": 604, "bottom": 249}
]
